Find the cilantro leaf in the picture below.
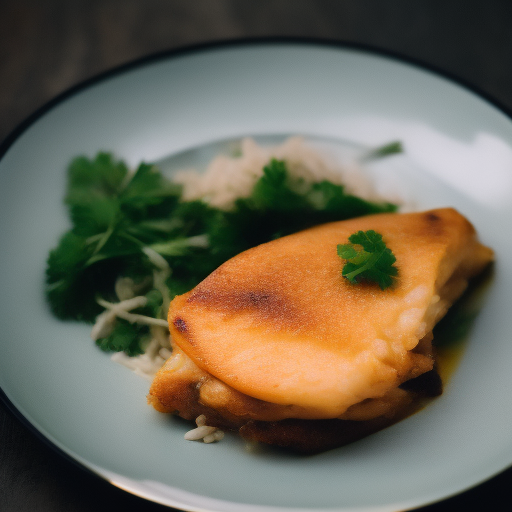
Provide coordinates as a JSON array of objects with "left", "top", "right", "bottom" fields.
[
  {"left": 69, "top": 199, "right": 119, "bottom": 237},
  {"left": 65, "top": 153, "right": 129, "bottom": 205},
  {"left": 223, "top": 159, "right": 397, "bottom": 245},
  {"left": 337, "top": 230, "right": 398, "bottom": 290},
  {"left": 45, "top": 153, "right": 182, "bottom": 321},
  {"left": 95, "top": 319, "right": 149, "bottom": 356},
  {"left": 46, "top": 231, "right": 124, "bottom": 321},
  {"left": 119, "top": 162, "right": 181, "bottom": 222}
]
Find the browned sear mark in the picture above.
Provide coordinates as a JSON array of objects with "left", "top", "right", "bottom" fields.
[
  {"left": 173, "top": 317, "right": 188, "bottom": 333},
  {"left": 425, "top": 212, "right": 441, "bottom": 223}
]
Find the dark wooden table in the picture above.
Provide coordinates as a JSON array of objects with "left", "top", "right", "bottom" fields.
[{"left": 2, "top": 1, "right": 512, "bottom": 510}]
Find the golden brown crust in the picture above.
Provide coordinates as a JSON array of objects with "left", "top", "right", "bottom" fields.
[
  {"left": 164, "top": 208, "right": 492, "bottom": 416},
  {"left": 148, "top": 346, "right": 443, "bottom": 453},
  {"left": 148, "top": 348, "right": 442, "bottom": 453},
  {"left": 148, "top": 208, "right": 493, "bottom": 451}
]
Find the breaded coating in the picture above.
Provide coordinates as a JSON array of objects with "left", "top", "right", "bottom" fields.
[{"left": 148, "top": 208, "right": 493, "bottom": 450}]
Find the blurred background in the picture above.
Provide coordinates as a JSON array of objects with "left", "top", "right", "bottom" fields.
[{"left": 1, "top": 1, "right": 512, "bottom": 511}]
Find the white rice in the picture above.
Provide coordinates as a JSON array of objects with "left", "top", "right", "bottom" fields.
[
  {"left": 173, "top": 136, "right": 383, "bottom": 209},
  {"left": 184, "top": 415, "right": 225, "bottom": 443}
]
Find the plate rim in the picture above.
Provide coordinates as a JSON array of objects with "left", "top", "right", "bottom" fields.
[
  {"left": 2, "top": 35, "right": 512, "bottom": 157},
  {"left": 1, "top": 36, "right": 512, "bottom": 511}
]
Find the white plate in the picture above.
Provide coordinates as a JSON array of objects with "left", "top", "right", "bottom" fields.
[{"left": 1, "top": 40, "right": 512, "bottom": 512}]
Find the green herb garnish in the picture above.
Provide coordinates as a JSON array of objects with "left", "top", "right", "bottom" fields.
[
  {"left": 363, "top": 140, "right": 403, "bottom": 160},
  {"left": 46, "top": 152, "right": 398, "bottom": 354},
  {"left": 337, "top": 230, "right": 398, "bottom": 290}
]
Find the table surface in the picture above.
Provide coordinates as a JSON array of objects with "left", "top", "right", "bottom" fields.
[{"left": 1, "top": 1, "right": 512, "bottom": 511}]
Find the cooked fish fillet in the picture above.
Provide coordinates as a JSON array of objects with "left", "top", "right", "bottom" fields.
[{"left": 148, "top": 208, "right": 493, "bottom": 450}]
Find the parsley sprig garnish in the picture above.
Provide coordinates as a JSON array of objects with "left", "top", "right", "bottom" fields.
[{"left": 337, "top": 230, "right": 398, "bottom": 290}]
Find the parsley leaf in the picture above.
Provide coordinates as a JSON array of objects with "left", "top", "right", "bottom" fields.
[{"left": 337, "top": 230, "right": 398, "bottom": 290}]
